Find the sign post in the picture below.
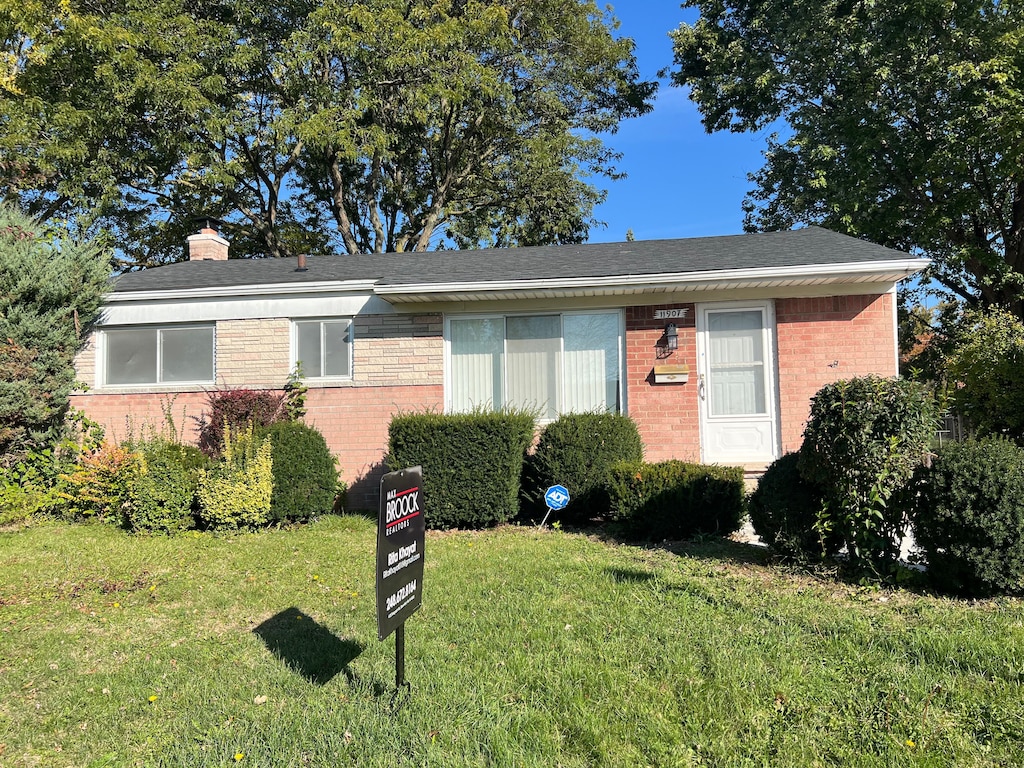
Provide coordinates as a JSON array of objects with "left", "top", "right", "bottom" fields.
[
  {"left": 539, "top": 484, "right": 570, "bottom": 529},
  {"left": 376, "top": 466, "right": 425, "bottom": 691}
]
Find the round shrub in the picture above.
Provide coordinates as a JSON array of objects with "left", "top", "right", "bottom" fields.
[
  {"left": 127, "top": 441, "right": 207, "bottom": 533},
  {"left": 748, "top": 452, "right": 837, "bottom": 561},
  {"left": 522, "top": 413, "right": 643, "bottom": 523},
  {"left": 912, "top": 437, "right": 1024, "bottom": 596},
  {"left": 260, "top": 421, "right": 339, "bottom": 521},
  {"left": 799, "top": 375, "right": 937, "bottom": 573}
]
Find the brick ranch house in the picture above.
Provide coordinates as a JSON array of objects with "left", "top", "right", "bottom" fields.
[{"left": 71, "top": 225, "right": 926, "bottom": 508}]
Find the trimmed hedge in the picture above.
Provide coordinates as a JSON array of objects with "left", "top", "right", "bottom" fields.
[
  {"left": 606, "top": 460, "right": 745, "bottom": 540},
  {"left": 748, "top": 451, "right": 838, "bottom": 561},
  {"left": 912, "top": 437, "right": 1024, "bottom": 596},
  {"left": 388, "top": 411, "right": 535, "bottom": 529},
  {"left": 521, "top": 413, "right": 643, "bottom": 523},
  {"left": 260, "top": 421, "right": 339, "bottom": 521}
]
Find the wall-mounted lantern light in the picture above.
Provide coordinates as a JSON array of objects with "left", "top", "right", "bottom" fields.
[{"left": 665, "top": 322, "right": 678, "bottom": 351}]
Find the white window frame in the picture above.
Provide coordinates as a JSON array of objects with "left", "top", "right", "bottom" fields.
[
  {"left": 443, "top": 309, "right": 625, "bottom": 420},
  {"left": 99, "top": 323, "right": 216, "bottom": 387},
  {"left": 290, "top": 317, "right": 354, "bottom": 381}
]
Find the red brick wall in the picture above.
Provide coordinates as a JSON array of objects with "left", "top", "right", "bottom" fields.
[
  {"left": 70, "top": 383, "right": 444, "bottom": 511},
  {"left": 624, "top": 304, "right": 701, "bottom": 463},
  {"left": 775, "top": 293, "right": 896, "bottom": 453}
]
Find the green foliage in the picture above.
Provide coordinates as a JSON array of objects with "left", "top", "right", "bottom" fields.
[
  {"left": 197, "top": 389, "right": 286, "bottom": 457},
  {"left": 0, "top": 205, "right": 111, "bottom": 454},
  {"left": 946, "top": 306, "right": 1024, "bottom": 441},
  {"left": 521, "top": 413, "right": 644, "bottom": 523},
  {"left": 799, "top": 376, "right": 938, "bottom": 575},
  {"left": 59, "top": 443, "right": 145, "bottom": 522},
  {"left": 912, "top": 437, "right": 1024, "bottom": 596},
  {"left": 2, "top": 0, "right": 654, "bottom": 263},
  {"left": 125, "top": 440, "right": 207, "bottom": 534},
  {"left": 260, "top": 421, "right": 338, "bottom": 522},
  {"left": 0, "top": 483, "right": 54, "bottom": 526},
  {"left": 669, "top": 0, "right": 1024, "bottom": 314},
  {"left": 748, "top": 451, "right": 838, "bottom": 562},
  {"left": 282, "top": 366, "right": 308, "bottom": 421},
  {"left": 388, "top": 410, "right": 536, "bottom": 529},
  {"left": 606, "top": 460, "right": 745, "bottom": 541},
  {"left": 196, "top": 423, "right": 274, "bottom": 530}
]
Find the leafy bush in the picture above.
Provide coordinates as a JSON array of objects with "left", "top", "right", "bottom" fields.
[
  {"left": 521, "top": 412, "right": 643, "bottom": 523},
  {"left": 0, "top": 483, "right": 55, "bottom": 526},
  {"left": 197, "top": 389, "right": 286, "bottom": 457},
  {"left": 748, "top": 452, "right": 838, "bottom": 561},
  {"left": 260, "top": 421, "right": 339, "bottom": 521},
  {"left": 946, "top": 306, "right": 1024, "bottom": 442},
  {"left": 799, "top": 375, "right": 937, "bottom": 574},
  {"left": 59, "top": 443, "right": 145, "bottom": 522},
  {"left": 196, "top": 423, "right": 274, "bottom": 530},
  {"left": 606, "top": 460, "right": 745, "bottom": 540},
  {"left": 388, "top": 410, "right": 536, "bottom": 529},
  {"left": 912, "top": 437, "right": 1024, "bottom": 596},
  {"left": 126, "top": 440, "right": 207, "bottom": 533}
]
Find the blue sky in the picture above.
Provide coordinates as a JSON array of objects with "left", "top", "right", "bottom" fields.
[{"left": 589, "top": 2, "right": 778, "bottom": 244}]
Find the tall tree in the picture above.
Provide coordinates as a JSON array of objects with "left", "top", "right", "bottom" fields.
[
  {"left": 1, "top": 0, "right": 654, "bottom": 266},
  {"left": 0, "top": 205, "right": 111, "bottom": 455},
  {"left": 668, "top": 0, "right": 1024, "bottom": 316}
]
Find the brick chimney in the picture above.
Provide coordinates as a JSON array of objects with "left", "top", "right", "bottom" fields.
[{"left": 187, "top": 218, "right": 229, "bottom": 261}]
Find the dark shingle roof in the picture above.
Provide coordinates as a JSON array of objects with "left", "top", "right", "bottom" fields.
[{"left": 111, "top": 226, "right": 913, "bottom": 294}]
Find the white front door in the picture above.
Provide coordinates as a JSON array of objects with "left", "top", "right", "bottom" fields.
[{"left": 697, "top": 302, "right": 779, "bottom": 465}]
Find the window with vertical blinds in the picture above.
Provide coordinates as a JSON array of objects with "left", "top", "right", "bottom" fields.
[{"left": 447, "top": 312, "right": 622, "bottom": 418}]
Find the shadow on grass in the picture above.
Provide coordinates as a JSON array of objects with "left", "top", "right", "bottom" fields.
[
  {"left": 592, "top": 525, "right": 773, "bottom": 568},
  {"left": 606, "top": 567, "right": 657, "bottom": 583},
  {"left": 253, "top": 607, "right": 363, "bottom": 686}
]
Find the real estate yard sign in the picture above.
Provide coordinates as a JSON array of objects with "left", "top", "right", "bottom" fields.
[{"left": 376, "top": 466, "right": 425, "bottom": 642}]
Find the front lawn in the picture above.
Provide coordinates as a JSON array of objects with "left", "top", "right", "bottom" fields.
[{"left": 0, "top": 517, "right": 1021, "bottom": 766}]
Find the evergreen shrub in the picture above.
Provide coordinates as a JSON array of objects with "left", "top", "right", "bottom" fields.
[
  {"left": 799, "top": 375, "right": 937, "bottom": 574},
  {"left": 126, "top": 440, "right": 207, "bottom": 533},
  {"left": 260, "top": 421, "right": 339, "bottom": 521},
  {"left": 912, "top": 437, "right": 1024, "bottom": 596},
  {"left": 388, "top": 410, "right": 536, "bottom": 529},
  {"left": 606, "top": 460, "right": 745, "bottom": 540},
  {"left": 521, "top": 412, "right": 643, "bottom": 523},
  {"left": 197, "top": 389, "right": 286, "bottom": 457},
  {"left": 197, "top": 423, "right": 274, "bottom": 530},
  {"left": 0, "top": 205, "right": 110, "bottom": 455},
  {"left": 748, "top": 452, "right": 838, "bottom": 561}
]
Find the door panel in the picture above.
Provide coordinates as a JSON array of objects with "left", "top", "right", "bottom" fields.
[{"left": 698, "top": 304, "right": 779, "bottom": 465}]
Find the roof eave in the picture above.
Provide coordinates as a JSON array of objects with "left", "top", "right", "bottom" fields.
[
  {"left": 105, "top": 279, "right": 379, "bottom": 303},
  {"left": 374, "top": 259, "right": 929, "bottom": 304}
]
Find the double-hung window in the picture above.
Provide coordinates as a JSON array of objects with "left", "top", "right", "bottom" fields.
[
  {"left": 292, "top": 318, "right": 352, "bottom": 379},
  {"left": 447, "top": 311, "right": 623, "bottom": 419},
  {"left": 103, "top": 325, "right": 215, "bottom": 386}
]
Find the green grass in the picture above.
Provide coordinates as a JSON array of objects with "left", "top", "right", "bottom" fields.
[{"left": 1, "top": 517, "right": 1022, "bottom": 767}]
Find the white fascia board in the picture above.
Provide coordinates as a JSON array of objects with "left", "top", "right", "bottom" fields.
[
  {"left": 376, "top": 259, "right": 929, "bottom": 301},
  {"left": 104, "top": 279, "right": 378, "bottom": 303},
  {"left": 98, "top": 280, "right": 391, "bottom": 326}
]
